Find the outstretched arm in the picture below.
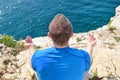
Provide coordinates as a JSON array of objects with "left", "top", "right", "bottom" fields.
[
  {"left": 25, "top": 36, "right": 38, "bottom": 79},
  {"left": 87, "top": 35, "right": 96, "bottom": 63},
  {"left": 25, "top": 36, "right": 35, "bottom": 58}
]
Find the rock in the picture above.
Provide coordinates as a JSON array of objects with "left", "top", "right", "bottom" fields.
[
  {"left": 111, "top": 6, "right": 120, "bottom": 37},
  {"left": 111, "top": 15, "right": 120, "bottom": 30},
  {"left": 0, "top": 44, "right": 4, "bottom": 48},
  {"left": 3, "top": 73, "right": 16, "bottom": 80},
  {"left": 32, "top": 37, "right": 52, "bottom": 48},
  {"left": 16, "top": 50, "right": 35, "bottom": 79},
  {"left": 0, "top": 52, "right": 2, "bottom": 57},
  {"left": 116, "top": 5, "right": 120, "bottom": 16}
]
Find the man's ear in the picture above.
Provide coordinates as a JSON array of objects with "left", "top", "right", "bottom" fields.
[
  {"left": 48, "top": 32, "right": 51, "bottom": 38},
  {"left": 70, "top": 32, "right": 74, "bottom": 37}
]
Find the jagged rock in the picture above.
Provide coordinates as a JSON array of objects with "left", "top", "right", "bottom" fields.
[
  {"left": 116, "top": 5, "right": 120, "bottom": 16},
  {"left": 111, "top": 6, "right": 120, "bottom": 37},
  {"left": 0, "top": 52, "right": 2, "bottom": 57},
  {"left": 111, "top": 15, "right": 120, "bottom": 29},
  {"left": 32, "top": 37, "right": 52, "bottom": 48},
  {"left": 3, "top": 73, "right": 20, "bottom": 80}
]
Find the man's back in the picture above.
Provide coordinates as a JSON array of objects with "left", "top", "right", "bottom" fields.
[
  {"left": 31, "top": 46, "right": 90, "bottom": 80},
  {"left": 26, "top": 14, "right": 96, "bottom": 80}
]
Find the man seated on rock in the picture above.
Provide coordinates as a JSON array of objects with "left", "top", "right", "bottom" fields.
[{"left": 25, "top": 14, "right": 96, "bottom": 80}]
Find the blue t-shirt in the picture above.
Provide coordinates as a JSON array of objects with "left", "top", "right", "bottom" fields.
[{"left": 31, "top": 46, "right": 91, "bottom": 80}]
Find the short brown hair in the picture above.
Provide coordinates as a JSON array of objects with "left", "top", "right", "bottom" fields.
[{"left": 49, "top": 14, "right": 72, "bottom": 46}]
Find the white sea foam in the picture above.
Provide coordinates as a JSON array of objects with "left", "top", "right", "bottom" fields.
[
  {"left": 9, "top": 22, "right": 12, "bottom": 24},
  {"left": 13, "top": 6, "right": 16, "bottom": 9},
  {"left": 18, "top": 0, "right": 22, "bottom": 3},
  {"left": 0, "top": 17, "right": 4, "bottom": 20},
  {"left": 0, "top": 10, "right": 2, "bottom": 15},
  {"left": 6, "top": 6, "right": 9, "bottom": 8}
]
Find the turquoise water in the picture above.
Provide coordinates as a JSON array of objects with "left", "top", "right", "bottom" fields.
[{"left": 0, "top": 0, "right": 120, "bottom": 39}]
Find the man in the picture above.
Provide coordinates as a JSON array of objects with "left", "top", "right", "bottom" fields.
[{"left": 25, "top": 14, "right": 96, "bottom": 80}]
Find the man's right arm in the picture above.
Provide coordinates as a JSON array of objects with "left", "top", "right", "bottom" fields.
[{"left": 87, "top": 35, "right": 96, "bottom": 64}]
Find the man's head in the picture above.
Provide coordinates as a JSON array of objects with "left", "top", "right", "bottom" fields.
[{"left": 48, "top": 14, "right": 73, "bottom": 46}]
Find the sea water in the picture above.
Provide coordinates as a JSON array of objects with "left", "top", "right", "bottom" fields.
[{"left": 0, "top": 0, "right": 120, "bottom": 39}]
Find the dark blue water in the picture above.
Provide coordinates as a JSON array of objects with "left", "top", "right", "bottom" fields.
[{"left": 0, "top": 0, "right": 120, "bottom": 39}]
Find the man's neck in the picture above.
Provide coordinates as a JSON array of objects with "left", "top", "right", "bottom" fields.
[{"left": 53, "top": 43, "right": 69, "bottom": 48}]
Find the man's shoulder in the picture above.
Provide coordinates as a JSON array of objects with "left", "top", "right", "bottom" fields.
[
  {"left": 69, "top": 48, "right": 89, "bottom": 58},
  {"left": 33, "top": 47, "right": 53, "bottom": 58}
]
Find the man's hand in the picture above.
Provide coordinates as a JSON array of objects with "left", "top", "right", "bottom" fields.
[
  {"left": 89, "top": 35, "right": 96, "bottom": 48},
  {"left": 25, "top": 36, "right": 33, "bottom": 43},
  {"left": 25, "top": 36, "right": 35, "bottom": 48},
  {"left": 25, "top": 36, "right": 35, "bottom": 60}
]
